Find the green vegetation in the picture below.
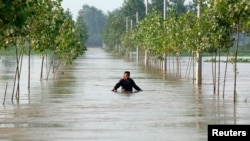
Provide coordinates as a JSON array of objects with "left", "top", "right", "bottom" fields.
[
  {"left": 102, "top": 0, "right": 250, "bottom": 56},
  {"left": 101, "top": 0, "right": 250, "bottom": 99},
  {"left": 204, "top": 57, "right": 250, "bottom": 63},
  {"left": 1, "top": 0, "right": 249, "bottom": 101},
  {"left": 0, "top": 0, "right": 87, "bottom": 64},
  {"left": 77, "top": 5, "right": 106, "bottom": 47},
  {"left": 0, "top": 0, "right": 88, "bottom": 100}
]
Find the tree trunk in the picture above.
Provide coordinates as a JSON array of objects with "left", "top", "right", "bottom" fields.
[
  {"left": 217, "top": 48, "right": 221, "bottom": 95},
  {"left": 233, "top": 20, "right": 240, "bottom": 103},
  {"left": 28, "top": 38, "right": 31, "bottom": 99},
  {"left": 223, "top": 50, "right": 230, "bottom": 98},
  {"left": 211, "top": 55, "right": 216, "bottom": 94}
]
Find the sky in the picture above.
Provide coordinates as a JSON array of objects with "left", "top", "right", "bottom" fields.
[
  {"left": 61, "top": 0, "right": 124, "bottom": 20},
  {"left": 61, "top": 0, "right": 192, "bottom": 21}
]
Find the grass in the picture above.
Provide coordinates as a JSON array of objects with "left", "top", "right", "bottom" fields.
[{"left": 204, "top": 57, "right": 250, "bottom": 63}]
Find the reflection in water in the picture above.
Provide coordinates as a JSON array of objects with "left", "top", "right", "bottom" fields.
[{"left": 0, "top": 48, "right": 250, "bottom": 141}]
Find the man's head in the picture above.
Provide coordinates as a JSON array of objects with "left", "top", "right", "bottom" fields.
[{"left": 123, "top": 71, "right": 130, "bottom": 80}]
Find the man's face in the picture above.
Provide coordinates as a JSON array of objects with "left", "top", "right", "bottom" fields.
[{"left": 123, "top": 73, "right": 130, "bottom": 80}]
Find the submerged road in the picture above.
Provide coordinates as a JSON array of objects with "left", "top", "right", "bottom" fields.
[{"left": 0, "top": 47, "right": 249, "bottom": 141}]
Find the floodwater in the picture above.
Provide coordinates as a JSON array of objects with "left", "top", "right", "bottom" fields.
[{"left": 0, "top": 47, "right": 249, "bottom": 141}]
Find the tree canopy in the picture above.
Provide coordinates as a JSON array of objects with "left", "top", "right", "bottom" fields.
[
  {"left": 0, "top": 0, "right": 87, "bottom": 65},
  {"left": 77, "top": 5, "right": 106, "bottom": 47}
]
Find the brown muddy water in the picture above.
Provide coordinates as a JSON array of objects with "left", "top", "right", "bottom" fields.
[{"left": 0, "top": 47, "right": 250, "bottom": 141}]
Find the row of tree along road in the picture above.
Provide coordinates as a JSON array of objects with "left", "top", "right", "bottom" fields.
[
  {"left": 100, "top": 0, "right": 250, "bottom": 103},
  {"left": 1, "top": 0, "right": 250, "bottom": 103},
  {"left": 0, "top": 0, "right": 88, "bottom": 103}
]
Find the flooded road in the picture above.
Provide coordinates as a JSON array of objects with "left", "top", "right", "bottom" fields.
[{"left": 0, "top": 47, "right": 250, "bottom": 141}]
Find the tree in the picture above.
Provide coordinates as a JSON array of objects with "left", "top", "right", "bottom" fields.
[
  {"left": 77, "top": 5, "right": 106, "bottom": 47},
  {"left": 224, "top": 0, "right": 250, "bottom": 101},
  {"left": 102, "top": 9, "right": 125, "bottom": 50},
  {"left": 0, "top": 0, "right": 88, "bottom": 102},
  {"left": 168, "top": 0, "right": 187, "bottom": 15},
  {"left": 0, "top": 0, "right": 31, "bottom": 49},
  {"left": 121, "top": 0, "right": 146, "bottom": 23},
  {"left": 151, "top": 0, "right": 164, "bottom": 13}
]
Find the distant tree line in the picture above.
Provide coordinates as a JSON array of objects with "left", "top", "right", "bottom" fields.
[{"left": 77, "top": 5, "right": 106, "bottom": 47}]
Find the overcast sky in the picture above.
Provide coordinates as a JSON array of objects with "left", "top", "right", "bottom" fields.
[
  {"left": 61, "top": 0, "right": 124, "bottom": 20},
  {"left": 61, "top": 0, "right": 192, "bottom": 21}
]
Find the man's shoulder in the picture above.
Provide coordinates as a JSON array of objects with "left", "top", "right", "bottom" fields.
[{"left": 128, "top": 78, "right": 135, "bottom": 81}]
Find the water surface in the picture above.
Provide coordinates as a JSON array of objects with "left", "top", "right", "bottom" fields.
[{"left": 0, "top": 48, "right": 249, "bottom": 141}]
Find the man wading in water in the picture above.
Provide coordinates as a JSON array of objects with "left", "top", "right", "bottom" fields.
[{"left": 112, "top": 71, "right": 142, "bottom": 93}]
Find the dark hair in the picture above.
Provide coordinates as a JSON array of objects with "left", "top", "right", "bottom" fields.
[{"left": 124, "top": 71, "right": 130, "bottom": 75}]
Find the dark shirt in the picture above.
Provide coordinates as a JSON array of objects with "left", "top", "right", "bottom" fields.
[{"left": 113, "top": 78, "right": 142, "bottom": 92}]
